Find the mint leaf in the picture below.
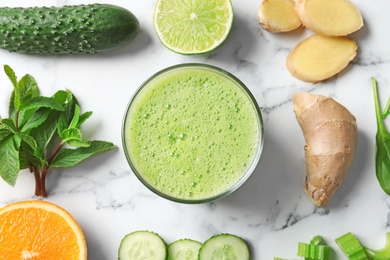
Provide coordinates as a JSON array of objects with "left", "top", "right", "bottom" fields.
[
  {"left": 57, "top": 91, "right": 77, "bottom": 133},
  {"left": 67, "top": 139, "right": 91, "bottom": 148},
  {"left": 14, "top": 74, "right": 39, "bottom": 110},
  {"left": 20, "top": 108, "right": 51, "bottom": 132},
  {"left": 60, "top": 128, "right": 83, "bottom": 143},
  {"left": 8, "top": 90, "right": 16, "bottom": 119},
  {"left": 20, "top": 133, "right": 37, "bottom": 150},
  {"left": 59, "top": 128, "right": 90, "bottom": 147},
  {"left": 52, "top": 90, "right": 70, "bottom": 104},
  {"left": 19, "top": 153, "right": 29, "bottom": 170},
  {"left": 69, "top": 104, "right": 81, "bottom": 129},
  {"left": 77, "top": 111, "right": 93, "bottom": 128},
  {"left": 0, "top": 135, "right": 21, "bottom": 186},
  {"left": 1, "top": 118, "right": 17, "bottom": 132},
  {"left": 4, "top": 64, "right": 17, "bottom": 88},
  {"left": 19, "top": 133, "right": 44, "bottom": 167},
  {"left": 50, "top": 140, "right": 116, "bottom": 168},
  {"left": 21, "top": 96, "right": 64, "bottom": 112},
  {"left": 19, "top": 95, "right": 64, "bottom": 132},
  {"left": 19, "top": 140, "right": 43, "bottom": 168},
  {"left": 0, "top": 127, "right": 12, "bottom": 141},
  {"left": 17, "top": 108, "right": 38, "bottom": 130},
  {"left": 29, "top": 111, "right": 60, "bottom": 158}
]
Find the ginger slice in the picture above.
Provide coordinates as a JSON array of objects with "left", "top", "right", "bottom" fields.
[
  {"left": 258, "top": 0, "right": 302, "bottom": 33},
  {"left": 286, "top": 34, "right": 357, "bottom": 83},
  {"left": 292, "top": 92, "right": 358, "bottom": 207},
  {"left": 295, "top": 0, "right": 363, "bottom": 36}
]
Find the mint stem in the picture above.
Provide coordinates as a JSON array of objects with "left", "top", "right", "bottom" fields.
[
  {"left": 28, "top": 164, "right": 33, "bottom": 173},
  {"left": 15, "top": 110, "right": 19, "bottom": 130},
  {"left": 33, "top": 166, "right": 41, "bottom": 197},
  {"left": 48, "top": 141, "right": 63, "bottom": 164},
  {"left": 37, "top": 141, "right": 63, "bottom": 197},
  {"left": 40, "top": 166, "right": 48, "bottom": 197}
]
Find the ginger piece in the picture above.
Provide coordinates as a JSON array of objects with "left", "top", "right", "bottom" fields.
[
  {"left": 292, "top": 92, "right": 358, "bottom": 207},
  {"left": 258, "top": 0, "right": 302, "bottom": 33},
  {"left": 295, "top": 0, "right": 363, "bottom": 36},
  {"left": 286, "top": 34, "right": 357, "bottom": 83}
]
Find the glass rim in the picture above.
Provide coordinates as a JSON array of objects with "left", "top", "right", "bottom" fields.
[{"left": 122, "top": 63, "right": 264, "bottom": 204}]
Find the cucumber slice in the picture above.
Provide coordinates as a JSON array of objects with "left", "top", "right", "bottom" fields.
[
  {"left": 118, "top": 230, "right": 167, "bottom": 260},
  {"left": 198, "top": 233, "right": 250, "bottom": 260},
  {"left": 168, "top": 239, "right": 202, "bottom": 260}
]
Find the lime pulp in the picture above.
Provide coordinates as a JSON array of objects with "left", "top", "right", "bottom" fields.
[{"left": 153, "top": 0, "right": 234, "bottom": 54}]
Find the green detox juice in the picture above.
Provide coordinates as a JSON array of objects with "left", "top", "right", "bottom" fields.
[{"left": 123, "top": 64, "right": 263, "bottom": 203}]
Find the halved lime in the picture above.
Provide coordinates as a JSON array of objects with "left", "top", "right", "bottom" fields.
[{"left": 153, "top": 0, "right": 234, "bottom": 55}]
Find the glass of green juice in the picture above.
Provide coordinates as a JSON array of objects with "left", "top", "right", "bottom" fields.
[{"left": 122, "top": 64, "right": 264, "bottom": 203}]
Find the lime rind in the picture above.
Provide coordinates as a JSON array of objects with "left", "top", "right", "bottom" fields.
[{"left": 154, "top": 0, "right": 234, "bottom": 55}]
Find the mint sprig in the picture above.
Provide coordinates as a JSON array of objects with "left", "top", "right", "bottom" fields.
[{"left": 0, "top": 65, "right": 116, "bottom": 197}]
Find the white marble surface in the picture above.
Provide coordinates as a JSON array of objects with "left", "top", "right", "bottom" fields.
[{"left": 0, "top": 0, "right": 390, "bottom": 259}]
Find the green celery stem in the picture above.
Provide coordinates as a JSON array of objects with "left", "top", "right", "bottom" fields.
[
  {"left": 364, "top": 233, "right": 390, "bottom": 259},
  {"left": 335, "top": 232, "right": 367, "bottom": 260}
]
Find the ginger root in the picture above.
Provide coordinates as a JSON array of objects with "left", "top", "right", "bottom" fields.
[
  {"left": 257, "top": 0, "right": 363, "bottom": 83},
  {"left": 292, "top": 92, "right": 357, "bottom": 207},
  {"left": 286, "top": 34, "right": 357, "bottom": 83},
  {"left": 258, "top": 0, "right": 301, "bottom": 33},
  {"left": 295, "top": 0, "right": 363, "bottom": 36}
]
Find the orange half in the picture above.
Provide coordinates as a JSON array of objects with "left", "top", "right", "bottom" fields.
[{"left": 0, "top": 200, "right": 87, "bottom": 260}]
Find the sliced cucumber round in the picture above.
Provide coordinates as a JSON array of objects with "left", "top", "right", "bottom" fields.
[
  {"left": 167, "top": 239, "right": 202, "bottom": 260},
  {"left": 118, "top": 230, "right": 167, "bottom": 260},
  {"left": 198, "top": 233, "right": 250, "bottom": 260}
]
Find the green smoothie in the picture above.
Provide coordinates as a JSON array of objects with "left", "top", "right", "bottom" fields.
[{"left": 123, "top": 64, "right": 262, "bottom": 202}]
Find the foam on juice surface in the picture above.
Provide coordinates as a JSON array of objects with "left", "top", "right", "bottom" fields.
[{"left": 125, "top": 67, "right": 260, "bottom": 201}]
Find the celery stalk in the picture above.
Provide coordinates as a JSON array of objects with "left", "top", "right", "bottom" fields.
[
  {"left": 336, "top": 232, "right": 368, "bottom": 260},
  {"left": 364, "top": 233, "right": 390, "bottom": 260},
  {"left": 297, "top": 242, "right": 331, "bottom": 260}
]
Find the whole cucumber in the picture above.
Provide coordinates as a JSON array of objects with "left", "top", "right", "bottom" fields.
[{"left": 0, "top": 4, "right": 140, "bottom": 54}]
